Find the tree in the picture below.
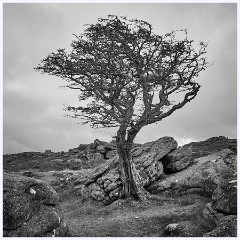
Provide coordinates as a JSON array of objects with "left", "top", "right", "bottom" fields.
[{"left": 35, "top": 15, "right": 211, "bottom": 200}]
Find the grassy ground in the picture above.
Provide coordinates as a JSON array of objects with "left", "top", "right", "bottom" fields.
[
  {"left": 3, "top": 155, "right": 214, "bottom": 237},
  {"left": 60, "top": 193, "right": 212, "bottom": 237}
]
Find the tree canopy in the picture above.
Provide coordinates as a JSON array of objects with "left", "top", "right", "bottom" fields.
[{"left": 35, "top": 15, "right": 210, "bottom": 136}]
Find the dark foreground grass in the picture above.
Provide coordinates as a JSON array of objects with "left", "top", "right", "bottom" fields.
[{"left": 60, "top": 193, "right": 212, "bottom": 237}]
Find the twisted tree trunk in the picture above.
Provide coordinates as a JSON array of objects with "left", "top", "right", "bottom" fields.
[{"left": 116, "top": 126, "right": 148, "bottom": 200}]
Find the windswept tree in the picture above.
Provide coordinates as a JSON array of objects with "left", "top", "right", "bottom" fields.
[{"left": 35, "top": 15, "right": 210, "bottom": 200}]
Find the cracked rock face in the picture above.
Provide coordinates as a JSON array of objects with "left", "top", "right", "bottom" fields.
[
  {"left": 147, "top": 149, "right": 237, "bottom": 196},
  {"left": 212, "top": 183, "right": 237, "bottom": 215},
  {"left": 77, "top": 137, "right": 177, "bottom": 203},
  {"left": 161, "top": 146, "right": 193, "bottom": 173},
  {"left": 132, "top": 137, "right": 178, "bottom": 186},
  {"left": 3, "top": 173, "right": 69, "bottom": 237}
]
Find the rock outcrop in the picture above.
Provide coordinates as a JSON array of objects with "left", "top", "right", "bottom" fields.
[
  {"left": 74, "top": 137, "right": 177, "bottom": 204},
  {"left": 212, "top": 182, "right": 237, "bottom": 215},
  {"left": 132, "top": 137, "right": 178, "bottom": 186},
  {"left": 2, "top": 135, "right": 237, "bottom": 237},
  {"left": 147, "top": 149, "right": 236, "bottom": 196},
  {"left": 3, "top": 173, "right": 69, "bottom": 237},
  {"left": 3, "top": 141, "right": 108, "bottom": 172},
  {"left": 4, "top": 136, "right": 236, "bottom": 173},
  {"left": 159, "top": 142, "right": 237, "bottom": 238},
  {"left": 202, "top": 202, "right": 226, "bottom": 227},
  {"left": 203, "top": 215, "right": 237, "bottom": 237},
  {"left": 161, "top": 146, "right": 192, "bottom": 173},
  {"left": 202, "top": 168, "right": 237, "bottom": 237},
  {"left": 183, "top": 136, "right": 237, "bottom": 159}
]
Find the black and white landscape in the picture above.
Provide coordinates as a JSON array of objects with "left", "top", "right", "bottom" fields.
[{"left": 3, "top": 3, "right": 237, "bottom": 237}]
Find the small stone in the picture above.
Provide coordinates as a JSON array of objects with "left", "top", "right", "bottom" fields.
[
  {"left": 166, "top": 223, "right": 178, "bottom": 231},
  {"left": 29, "top": 188, "right": 36, "bottom": 195}
]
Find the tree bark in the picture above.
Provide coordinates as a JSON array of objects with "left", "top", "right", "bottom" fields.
[{"left": 116, "top": 125, "right": 148, "bottom": 200}]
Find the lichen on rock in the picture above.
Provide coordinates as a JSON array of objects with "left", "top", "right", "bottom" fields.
[{"left": 3, "top": 173, "right": 69, "bottom": 237}]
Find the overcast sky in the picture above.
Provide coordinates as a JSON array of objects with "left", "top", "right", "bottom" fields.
[{"left": 3, "top": 3, "right": 237, "bottom": 154}]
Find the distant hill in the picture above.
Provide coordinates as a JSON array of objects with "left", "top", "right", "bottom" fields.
[{"left": 3, "top": 136, "right": 236, "bottom": 173}]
